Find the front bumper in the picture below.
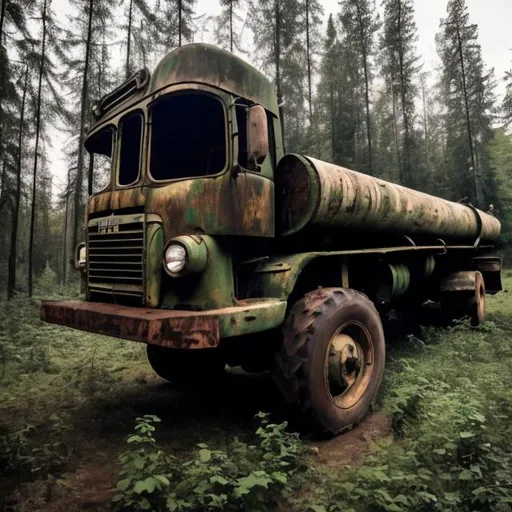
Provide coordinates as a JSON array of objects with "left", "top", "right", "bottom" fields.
[{"left": 40, "top": 299, "right": 287, "bottom": 349}]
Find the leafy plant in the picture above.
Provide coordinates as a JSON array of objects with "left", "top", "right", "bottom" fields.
[
  {"left": 0, "top": 413, "right": 72, "bottom": 480},
  {"left": 112, "top": 412, "right": 309, "bottom": 512}
]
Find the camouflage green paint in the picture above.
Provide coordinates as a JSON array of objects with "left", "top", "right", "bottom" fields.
[
  {"left": 276, "top": 154, "right": 501, "bottom": 242},
  {"left": 149, "top": 44, "right": 279, "bottom": 115},
  {"left": 148, "top": 172, "right": 275, "bottom": 239},
  {"left": 375, "top": 263, "right": 411, "bottom": 301},
  {"left": 217, "top": 299, "right": 287, "bottom": 338},
  {"left": 145, "top": 221, "right": 164, "bottom": 307},
  {"left": 250, "top": 245, "right": 453, "bottom": 301},
  {"left": 161, "top": 235, "right": 235, "bottom": 310}
]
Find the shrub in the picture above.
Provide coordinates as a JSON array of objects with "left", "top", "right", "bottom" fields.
[
  {"left": 0, "top": 413, "right": 72, "bottom": 480},
  {"left": 112, "top": 412, "right": 309, "bottom": 512}
]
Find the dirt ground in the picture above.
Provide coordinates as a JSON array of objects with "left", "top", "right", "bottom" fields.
[{"left": 1, "top": 366, "right": 392, "bottom": 511}]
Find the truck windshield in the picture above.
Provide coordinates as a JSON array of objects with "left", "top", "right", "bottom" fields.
[
  {"left": 149, "top": 92, "right": 226, "bottom": 181},
  {"left": 85, "top": 125, "right": 115, "bottom": 194}
]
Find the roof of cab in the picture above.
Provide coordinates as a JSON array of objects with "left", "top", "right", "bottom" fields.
[{"left": 149, "top": 43, "right": 279, "bottom": 115}]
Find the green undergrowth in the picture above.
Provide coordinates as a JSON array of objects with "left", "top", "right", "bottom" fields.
[
  {"left": 306, "top": 285, "right": 512, "bottom": 511},
  {"left": 1, "top": 279, "right": 512, "bottom": 511},
  {"left": 112, "top": 413, "right": 310, "bottom": 512}
]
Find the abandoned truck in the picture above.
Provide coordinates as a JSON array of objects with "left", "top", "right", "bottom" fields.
[{"left": 41, "top": 43, "right": 502, "bottom": 435}]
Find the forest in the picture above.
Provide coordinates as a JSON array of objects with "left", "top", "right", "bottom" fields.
[
  {"left": 1, "top": 0, "right": 512, "bottom": 510},
  {"left": 0, "top": 0, "right": 511, "bottom": 292}
]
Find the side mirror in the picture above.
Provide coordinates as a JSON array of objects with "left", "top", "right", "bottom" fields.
[{"left": 247, "top": 105, "right": 268, "bottom": 171}]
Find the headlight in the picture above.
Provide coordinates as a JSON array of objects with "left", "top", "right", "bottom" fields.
[
  {"left": 163, "top": 236, "right": 208, "bottom": 277},
  {"left": 164, "top": 243, "right": 187, "bottom": 275},
  {"left": 75, "top": 243, "right": 86, "bottom": 270}
]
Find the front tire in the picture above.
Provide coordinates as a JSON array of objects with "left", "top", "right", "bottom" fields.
[
  {"left": 273, "top": 288, "right": 386, "bottom": 436},
  {"left": 146, "top": 344, "right": 225, "bottom": 386}
]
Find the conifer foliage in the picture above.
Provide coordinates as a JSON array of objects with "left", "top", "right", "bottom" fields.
[{"left": 0, "top": 0, "right": 511, "bottom": 295}]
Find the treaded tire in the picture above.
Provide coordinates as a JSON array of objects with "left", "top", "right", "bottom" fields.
[
  {"left": 272, "top": 288, "right": 386, "bottom": 436},
  {"left": 147, "top": 344, "right": 225, "bottom": 387},
  {"left": 441, "top": 271, "right": 486, "bottom": 327}
]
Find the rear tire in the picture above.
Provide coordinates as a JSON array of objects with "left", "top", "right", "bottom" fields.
[
  {"left": 272, "top": 288, "right": 386, "bottom": 436},
  {"left": 146, "top": 344, "right": 225, "bottom": 386},
  {"left": 441, "top": 271, "right": 486, "bottom": 327}
]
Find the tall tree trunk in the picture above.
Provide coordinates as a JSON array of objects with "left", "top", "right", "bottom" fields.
[
  {"left": 125, "top": 0, "right": 133, "bottom": 78},
  {"left": 305, "top": 0, "right": 312, "bottom": 124},
  {"left": 0, "top": 158, "right": 6, "bottom": 210},
  {"left": 397, "top": 0, "right": 412, "bottom": 185},
  {"left": 28, "top": 0, "right": 48, "bottom": 297},
  {"left": 8, "top": 65, "right": 28, "bottom": 300},
  {"left": 355, "top": 2, "right": 373, "bottom": 175},
  {"left": 0, "top": 0, "right": 6, "bottom": 40},
  {"left": 178, "top": 0, "right": 182, "bottom": 46},
  {"left": 330, "top": 80, "right": 335, "bottom": 162},
  {"left": 391, "top": 82, "right": 402, "bottom": 182},
  {"left": 73, "top": 0, "right": 94, "bottom": 255},
  {"left": 62, "top": 167, "right": 73, "bottom": 286},
  {"left": 455, "top": 22, "right": 478, "bottom": 206},
  {"left": 0, "top": 0, "right": 7, "bottom": 181},
  {"left": 420, "top": 75, "right": 429, "bottom": 173},
  {"left": 229, "top": 1, "right": 233, "bottom": 52},
  {"left": 274, "top": 0, "right": 284, "bottom": 150}
]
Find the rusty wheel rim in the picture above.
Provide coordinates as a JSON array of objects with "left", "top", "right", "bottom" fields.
[{"left": 324, "top": 322, "right": 374, "bottom": 410}]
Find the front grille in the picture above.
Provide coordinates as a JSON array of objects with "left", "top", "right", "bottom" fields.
[{"left": 87, "top": 219, "right": 144, "bottom": 299}]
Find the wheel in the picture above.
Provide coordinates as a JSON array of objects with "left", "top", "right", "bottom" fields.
[
  {"left": 146, "top": 344, "right": 225, "bottom": 386},
  {"left": 470, "top": 272, "right": 486, "bottom": 326},
  {"left": 272, "top": 288, "right": 386, "bottom": 436},
  {"left": 441, "top": 271, "right": 486, "bottom": 327}
]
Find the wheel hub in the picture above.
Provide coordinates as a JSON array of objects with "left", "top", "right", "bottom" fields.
[{"left": 328, "top": 333, "right": 362, "bottom": 397}]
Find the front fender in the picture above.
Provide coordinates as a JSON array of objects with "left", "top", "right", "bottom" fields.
[{"left": 249, "top": 253, "right": 319, "bottom": 300}]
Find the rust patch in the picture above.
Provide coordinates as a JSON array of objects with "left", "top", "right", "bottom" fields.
[
  {"left": 88, "top": 188, "right": 146, "bottom": 215},
  {"left": 41, "top": 300, "right": 219, "bottom": 349},
  {"left": 148, "top": 172, "right": 274, "bottom": 239}
]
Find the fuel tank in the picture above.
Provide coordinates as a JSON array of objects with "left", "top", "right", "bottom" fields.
[{"left": 276, "top": 154, "right": 501, "bottom": 242}]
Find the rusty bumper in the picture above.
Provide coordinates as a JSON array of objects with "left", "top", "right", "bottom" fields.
[{"left": 40, "top": 299, "right": 287, "bottom": 349}]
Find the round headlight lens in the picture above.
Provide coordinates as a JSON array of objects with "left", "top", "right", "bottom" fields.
[{"left": 164, "top": 244, "right": 187, "bottom": 274}]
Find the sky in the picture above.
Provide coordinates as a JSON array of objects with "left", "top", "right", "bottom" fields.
[{"left": 50, "top": 0, "right": 512, "bottom": 196}]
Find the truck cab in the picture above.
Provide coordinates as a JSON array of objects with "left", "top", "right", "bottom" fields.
[{"left": 83, "top": 43, "right": 282, "bottom": 310}]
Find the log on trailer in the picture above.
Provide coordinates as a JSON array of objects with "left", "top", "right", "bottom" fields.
[{"left": 276, "top": 154, "right": 501, "bottom": 242}]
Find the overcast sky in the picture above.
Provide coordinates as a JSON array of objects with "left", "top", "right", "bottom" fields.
[{"left": 50, "top": 0, "right": 512, "bottom": 195}]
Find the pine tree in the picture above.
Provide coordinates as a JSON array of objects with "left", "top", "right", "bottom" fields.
[
  {"left": 7, "top": 64, "right": 28, "bottom": 299},
  {"left": 248, "top": 0, "right": 310, "bottom": 151},
  {"left": 339, "top": 0, "right": 379, "bottom": 175},
  {"left": 380, "top": 0, "right": 421, "bottom": 187},
  {"left": 303, "top": 0, "right": 323, "bottom": 125},
  {"left": 61, "top": 0, "right": 114, "bottom": 253},
  {"left": 437, "top": 0, "right": 497, "bottom": 208},
  {"left": 27, "top": 0, "right": 49, "bottom": 297},
  {"left": 215, "top": 0, "right": 245, "bottom": 54},
  {"left": 504, "top": 58, "right": 512, "bottom": 127},
  {"left": 0, "top": 0, "right": 36, "bottom": 207},
  {"left": 316, "top": 14, "right": 339, "bottom": 162},
  {"left": 123, "top": 0, "right": 158, "bottom": 78},
  {"left": 316, "top": 14, "right": 360, "bottom": 167},
  {"left": 160, "top": 0, "right": 197, "bottom": 49}
]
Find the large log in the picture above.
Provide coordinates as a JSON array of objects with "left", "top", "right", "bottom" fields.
[{"left": 276, "top": 154, "right": 501, "bottom": 242}]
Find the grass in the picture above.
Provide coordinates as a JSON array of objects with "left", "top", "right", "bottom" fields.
[{"left": 0, "top": 277, "right": 511, "bottom": 510}]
